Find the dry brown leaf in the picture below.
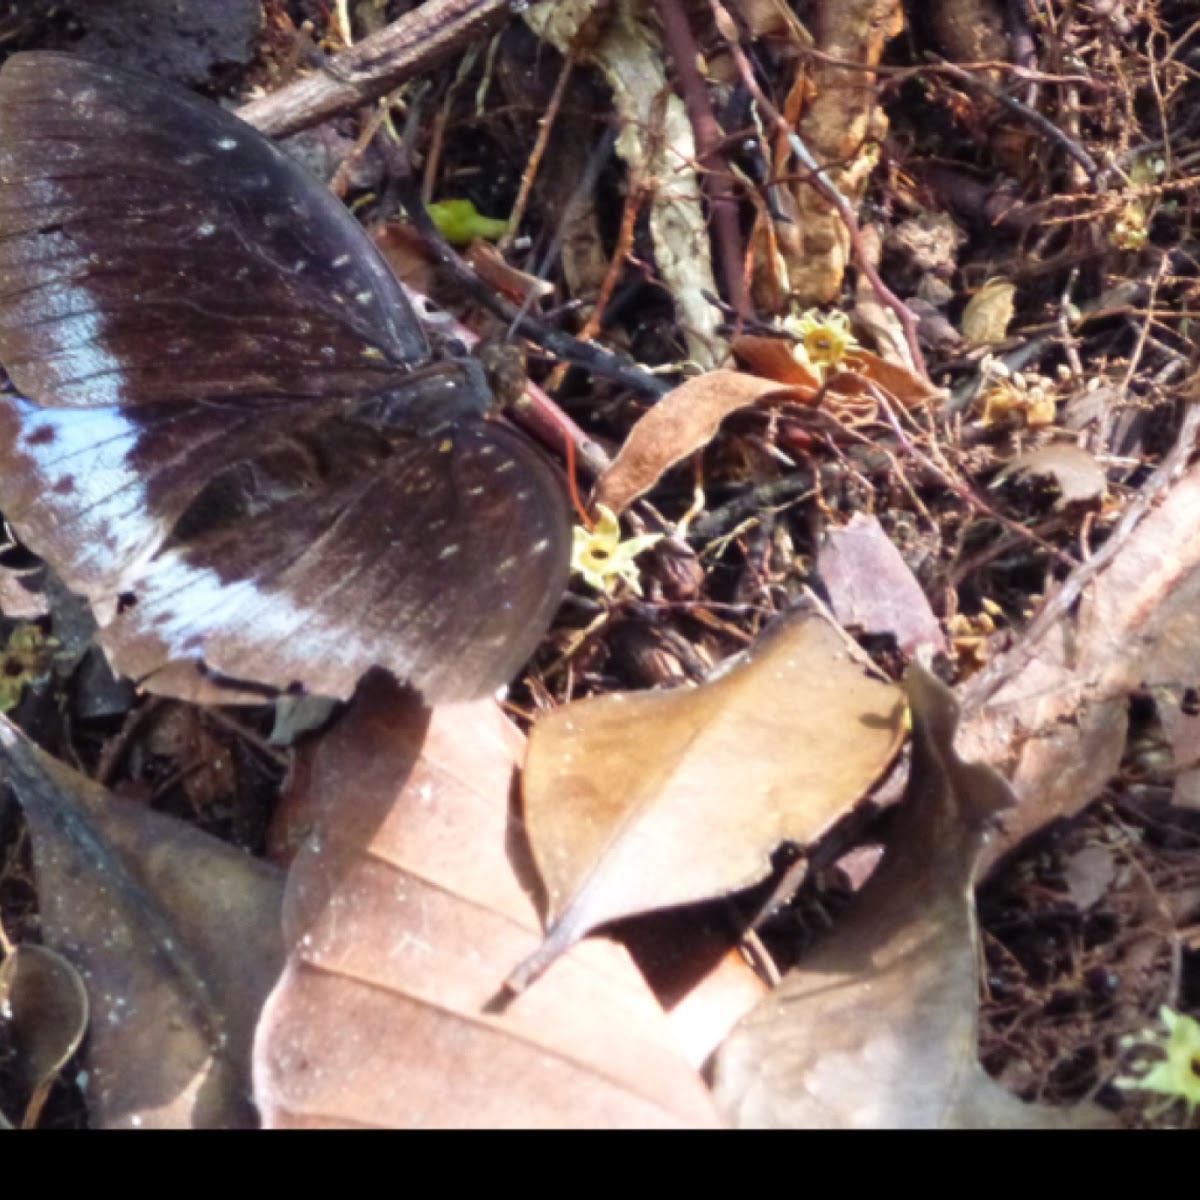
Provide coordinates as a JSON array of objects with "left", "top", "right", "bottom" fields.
[
  {"left": 731, "top": 335, "right": 824, "bottom": 388},
  {"left": 962, "top": 278, "right": 1017, "bottom": 345},
  {"left": 713, "top": 665, "right": 1113, "bottom": 1128},
  {"left": 999, "top": 443, "right": 1108, "bottom": 508},
  {"left": 253, "top": 672, "right": 720, "bottom": 1128},
  {"left": 731, "top": 335, "right": 943, "bottom": 409},
  {"left": 961, "top": 460, "right": 1200, "bottom": 870},
  {"left": 511, "top": 609, "right": 905, "bottom": 989},
  {"left": 592, "top": 369, "right": 814, "bottom": 516},
  {"left": 0, "top": 715, "right": 285, "bottom": 1128},
  {"left": 837, "top": 347, "right": 945, "bottom": 408},
  {"left": 0, "top": 943, "right": 88, "bottom": 1128},
  {"left": 819, "top": 513, "right": 947, "bottom": 656}
]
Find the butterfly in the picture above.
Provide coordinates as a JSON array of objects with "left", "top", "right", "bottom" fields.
[{"left": 0, "top": 51, "right": 571, "bottom": 704}]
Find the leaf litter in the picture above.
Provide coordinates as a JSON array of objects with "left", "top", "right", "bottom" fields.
[
  {"left": 2, "top": 0, "right": 1200, "bottom": 1128},
  {"left": 0, "top": 715, "right": 284, "bottom": 1127}
]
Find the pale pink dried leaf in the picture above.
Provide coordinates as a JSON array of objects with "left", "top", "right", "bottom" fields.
[
  {"left": 1061, "top": 845, "right": 1117, "bottom": 912},
  {"left": 819, "top": 513, "right": 946, "bottom": 655},
  {"left": 253, "top": 674, "right": 720, "bottom": 1128},
  {"left": 1001, "top": 443, "right": 1107, "bottom": 508}
]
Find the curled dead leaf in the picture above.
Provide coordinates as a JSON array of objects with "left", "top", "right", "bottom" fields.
[
  {"left": 592, "top": 369, "right": 814, "bottom": 516},
  {"left": 0, "top": 715, "right": 285, "bottom": 1128},
  {"left": 714, "top": 665, "right": 1112, "bottom": 1127},
  {"left": 0, "top": 943, "right": 88, "bottom": 1128}
]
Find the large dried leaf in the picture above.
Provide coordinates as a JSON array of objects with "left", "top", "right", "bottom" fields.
[
  {"left": 592, "top": 370, "right": 813, "bottom": 516},
  {"left": 713, "top": 666, "right": 1112, "bottom": 1128},
  {"left": 0, "top": 716, "right": 285, "bottom": 1128},
  {"left": 961, "top": 458, "right": 1200, "bottom": 868},
  {"left": 253, "top": 672, "right": 720, "bottom": 1128},
  {"left": 512, "top": 610, "right": 905, "bottom": 988}
]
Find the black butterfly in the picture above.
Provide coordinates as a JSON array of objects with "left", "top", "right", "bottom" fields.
[{"left": 0, "top": 52, "right": 571, "bottom": 703}]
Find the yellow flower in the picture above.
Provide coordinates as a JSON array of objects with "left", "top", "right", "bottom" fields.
[
  {"left": 1118, "top": 1006, "right": 1200, "bottom": 1120},
  {"left": 1112, "top": 200, "right": 1149, "bottom": 250},
  {"left": 783, "top": 309, "right": 858, "bottom": 373},
  {"left": 571, "top": 505, "right": 662, "bottom": 596},
  {"left": 0, "top": 623, "right": 53, "bottom": 712}
]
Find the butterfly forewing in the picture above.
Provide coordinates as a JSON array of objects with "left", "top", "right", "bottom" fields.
[
  {"left": 0, "top": 52, "right": 571, "bottom": 702},
  {"left": 0, "top": 52, "right": 427, "bottom": 409}
]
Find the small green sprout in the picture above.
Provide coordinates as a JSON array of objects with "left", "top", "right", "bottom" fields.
[
  {"left": 426, "top": 199, "right": 507, "bottom": 246},
  {"left": 571, "top": 505, "right": 662, "bottom": 597},
  {"left": 1117, "top": 1006, "right": 1200, "bottom": 1123}
]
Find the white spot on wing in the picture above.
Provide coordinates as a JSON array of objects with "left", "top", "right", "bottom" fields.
[
  {"left": 127, "top": 552, "right": 377, "bottom": 687},
  {"left": 7, "top": 398, "right": 165, "bottom": 586}
]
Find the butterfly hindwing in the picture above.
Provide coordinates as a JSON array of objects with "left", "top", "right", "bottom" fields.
[{"left": 99, "top": 421, "right": 570, "bottom": 702}]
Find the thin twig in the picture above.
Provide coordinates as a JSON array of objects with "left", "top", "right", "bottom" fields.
[
  {"left": 574, "top": 178, "right": 648, "bottom": 347},
  {"left": 498, "top": 43, "right": 576, "bottom": 253},
  {"left": 869, "top": 381, "right": 1080, "bottom": 571},
  {"left": 238, "top": 0, "right": 515, "bottom": 137},
  {"left": 930, "top": 56, "right": 1101, "bottom": 185},
  {"left": 707, "top": 0, "right": 928, "bottom": 379},
  {"left": 659, "top": 0, "right": 750, "bottom": 319}
]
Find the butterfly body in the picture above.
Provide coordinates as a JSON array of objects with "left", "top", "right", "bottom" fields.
[{"left": 0, "top": 52, "right": 570, "bottom": 702}]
